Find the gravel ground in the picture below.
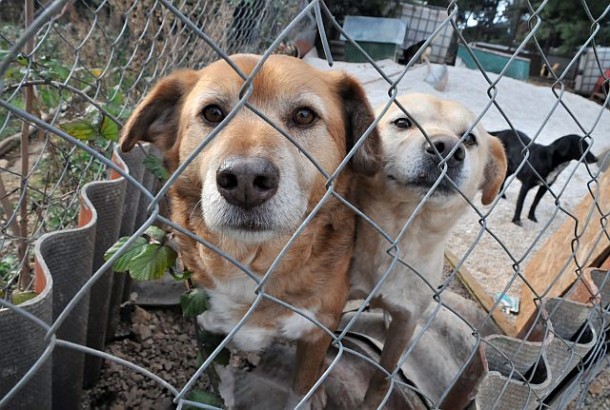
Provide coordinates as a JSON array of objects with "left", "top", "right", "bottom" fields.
[
  {"left": 80, "top": 302, "right": 610, "bottom": 409},
  {"left": 569, "top": 364, "right": 610, "bottom": 410},
  {"left": 81, "top": 305, "right": 211, "bottom": 409}
]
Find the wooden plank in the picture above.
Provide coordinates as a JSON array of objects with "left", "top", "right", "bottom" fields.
[
  {"left": 516, "top": 170, "right": 610, "bottom": 335},
  {"left": 600, "top": 247, "right": 610, "bottom": 271},
  {"left": 445, "top": 251, "right": 515, "bottom": 335},
  {"left": 564, "top": 267, "right": 600, "bottom": 306}
]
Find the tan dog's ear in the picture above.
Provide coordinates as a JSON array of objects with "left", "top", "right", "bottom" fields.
[
  {"left": 480, "top": 135, "right": 507, "bottom": 205},
  {"left": 120, "top": 69, "right": 199, "bottom": 153},
  {"left": 337, "top": 75, "right": 383, "bottom": 175}
]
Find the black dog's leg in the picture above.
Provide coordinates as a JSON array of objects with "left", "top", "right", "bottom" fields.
[
  {"left": 527, "top": 185, "right": 548, "bottom": 222},
  {"left": 500, "top": 178, "right": 507, "bottom": 199},
  {"left": 512, "top": 184, "right": 532, "bottom": 226}
]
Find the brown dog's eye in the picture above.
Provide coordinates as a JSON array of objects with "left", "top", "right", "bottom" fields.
[
  {"left": 292, "top": 107, "right": 317, "bottom": 127},
  {"left": 463, "top": 132, "right": 478, "bottom": 146},
  {"left": 202, "top": 105, "right": 225, "bottom": 124},
  {"left": 393, "top": 118, "right": 412, "bottom": 129}
]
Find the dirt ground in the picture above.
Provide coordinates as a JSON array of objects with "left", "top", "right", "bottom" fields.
[
  {"left": 80, "top": 305, "right": 210, "bottom": 409},
  {"left": 569, "top": 364, "right": 610, "bottom": 410},
  {"left": 80, "top": 299, "right": 610, "bottom": 410}
]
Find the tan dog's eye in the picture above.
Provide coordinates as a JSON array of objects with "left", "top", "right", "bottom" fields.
[
  {"left": 463, "top": 132, "right": 478, "bottom": 146},
  {"left": 292, "top": 107, "right": 317, "bottom": 127},
  {"left": 393, "top": 118, "right": 412, "bottom": 129},
  {"left": 202, "top": 105, "right": 225, "bottom": 124}
]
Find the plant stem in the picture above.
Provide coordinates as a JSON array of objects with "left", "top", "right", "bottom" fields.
[
  {"left": 0, "top": 175, "right": 20, "bottom": 238},
  {"left": 186, "top": 279, "right": 223, "bottom": 399},
  {"left": 192, "top": 317, "right": 223, "bottom": 398},
  {"left": 17, "top": 0, "right": 34, "bottom": 291}
]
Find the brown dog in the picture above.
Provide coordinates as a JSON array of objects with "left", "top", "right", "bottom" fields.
[
  {"left": 119, "top": 54, "right": 381, "bottom": 408},
  {"left": 350, "top": 94, "right": 507, "bottom": 408}
]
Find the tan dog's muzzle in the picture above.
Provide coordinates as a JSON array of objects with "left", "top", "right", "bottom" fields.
[{"left": 425, "top": 136, "right": 465, "bottom": 168}]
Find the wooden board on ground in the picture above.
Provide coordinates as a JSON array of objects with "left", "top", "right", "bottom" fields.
[
  {"left": 516, "top": 170, "right": 610, "bottom": 337},
  {"left": 445, "top": 251, "right": 514, "bottom": 335},
  {"left": 601, "top": 250, "right": 610, "bottom": 271}
]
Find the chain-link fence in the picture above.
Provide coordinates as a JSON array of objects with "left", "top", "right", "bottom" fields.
[{"left": 1, "top": 0, "right": 610, "bottom": 409}]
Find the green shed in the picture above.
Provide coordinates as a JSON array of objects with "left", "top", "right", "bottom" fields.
[
  {"left": 342, "top": 16, "right": 407, "bottom": 63},
  {"left": 457, "top": 43, "right": 531, "bottom": 81}
]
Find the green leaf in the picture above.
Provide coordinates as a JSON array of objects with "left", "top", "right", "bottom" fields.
[
  {"left": 117, "top": 109, "right": 132, "bottom": 121},
  {"left": 106, "top": 85, "right": 125, "bottom": 116},
  {"left": 39, "top": 87, "right": 60, "bottom": 110},
  {"left": 105, "top": 236, "right": 148, "bottom": 272},
  {"left": 195, "top": 351, "right": 204, "bottom": 368},
  {"left": 89, "top": 68, "right": 104, "bottom": 78},
  {"left": 15, "top": 53, "right": 29, "bottom": 67},
  {"left": 200, "top": 330, "right": 230, "bottom": 366},
  {"left": 11, "top": 291, "right": 38, "bottom": 305},
  {"left": 144, "top": 225, "right": 167, "bottom": 243},
  {"left": 46, "top": 60, "right": 70, "bottom": 82},
  {"left": 99, "top": 115, "right": 119, "bottom": 142},
  {"left": 3, "top": 66, "right": 23, "bottom": 81},
  {"left": 143, "top": 154, "right": 169, "bottom": 182},
  {"left": 0, "top": 254, "right": 17, "bottom": 278},
  {"left": 187, "top": 389, "right": 223, "bottom": 408},
  {"left": 105, "top": 236, "right": 176, "bottom": 281},
  {"left": 180, "top": 288, "right": 209, "bottom": 318},
  {"left": 169, "top": 268, "right": 192, "bottom": 281},
  {"left": 128, "top": 243, "right": 177, "bottom": 281},
  {"left": 60, "top": 120, "right": 97, "bottom": 141}
]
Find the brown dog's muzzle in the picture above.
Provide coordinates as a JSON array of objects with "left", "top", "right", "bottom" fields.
[{"left": 216, "top": 157, "right": 280, "bottom": 209}]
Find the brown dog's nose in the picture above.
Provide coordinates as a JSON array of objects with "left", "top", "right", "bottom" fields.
[
  {"left": 216, "top": 157, "right": 280, "bottom": 209},
  {"left": 425, "top": 137, "right": 465, "bottom": 167}
]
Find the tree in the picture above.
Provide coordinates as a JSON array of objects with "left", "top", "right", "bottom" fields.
[
  {"left": 530, "top": 1, "right": 610, "bottom": 55},
  {"left": 425, "top": 0, "right": 502, "bottom": 28}
]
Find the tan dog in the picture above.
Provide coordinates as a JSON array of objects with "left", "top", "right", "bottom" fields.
[
  {"left": 119, "top": 54, "right": 381, "bottom": 409},
  {"left": 350, "top": 94, "right": 507, "bottom": 408}
]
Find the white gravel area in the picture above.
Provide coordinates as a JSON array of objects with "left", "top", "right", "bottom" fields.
[{"left": 307, "top": 55, "right": 610, "bottom": 304}]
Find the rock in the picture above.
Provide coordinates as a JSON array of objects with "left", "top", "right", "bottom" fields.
[
  {"left": 132, "top": 323, "right": 152, "bottom": 342},
  {"left": 153, "top": 396, "right": 174, "bottom": 409},
  {"left": 106, "top": 359, "right": 122, "bottom": 375},
  {"left": 132, "top": 306, "right": 153, "bottom": 324},
  {"left": 589, "top": 378, "right": 605, "bottom": 396},
  {"left": 247, "top": 352, "right": 261, "bottom": 367},
  {"left": 125, "top": 386, "right": 141, "bottom": 407},
  {"left": 81, "top": 307, "right": 211, "bottom": 408}
]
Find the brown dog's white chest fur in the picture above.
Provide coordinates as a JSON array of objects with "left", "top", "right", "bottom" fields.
[{"left": 119, "top": 54, "right": 382, "bottom": 407}]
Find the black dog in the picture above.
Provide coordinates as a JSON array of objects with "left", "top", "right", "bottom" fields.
[{"left": 490, "top": 129, "right": 598, "bottom": 226}]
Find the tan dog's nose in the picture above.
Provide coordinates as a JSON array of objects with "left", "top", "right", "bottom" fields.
[
  {"left": 216, "top": 157, "right": 280, "bottom": 209},
  {"left": 425, "top": 137, "right": 465, "bottom": 167}
]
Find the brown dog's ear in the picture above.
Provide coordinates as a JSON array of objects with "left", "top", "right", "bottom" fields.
[
  {"left": 337, "top": 74, "right": 383, "bottom": 175},
  {"left": 480, "top": 135, "right": 508, "bottom": 205},
  {"left": 120, "top": 69, "right": 199, "bottom": 153}
]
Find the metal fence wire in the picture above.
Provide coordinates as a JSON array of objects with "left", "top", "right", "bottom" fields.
[{"left": 1, "top": 0, "right": 610, "bottom": 409}]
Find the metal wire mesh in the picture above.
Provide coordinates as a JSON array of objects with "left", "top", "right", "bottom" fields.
[
  {"left": 400, "top": 2, "right": 454, "bottom": 63},
  {"left": 1, "top": 0, "right": 610, "bottom": 409}
]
